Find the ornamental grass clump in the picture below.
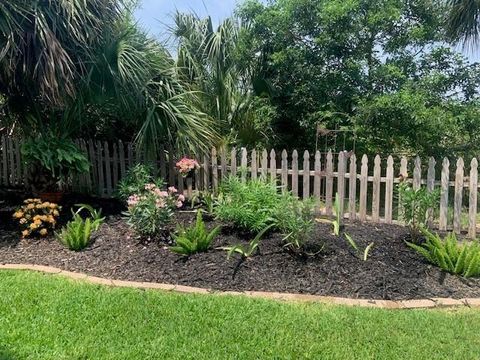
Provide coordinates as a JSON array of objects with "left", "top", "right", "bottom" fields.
[{"left": 13, "top": 199, "right": 60, "bottom": 237}]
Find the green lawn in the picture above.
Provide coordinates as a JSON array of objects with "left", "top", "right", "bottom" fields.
[{"left": 0, "top": 271, "right": 479, "bottom": 359}]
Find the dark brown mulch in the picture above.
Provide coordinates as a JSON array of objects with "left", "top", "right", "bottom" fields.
[{"left": 1, "top": 194, "right": 479, "bottom": 300}]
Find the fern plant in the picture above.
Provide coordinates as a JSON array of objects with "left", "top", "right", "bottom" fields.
[
  {"left": 170, "top": 211, "right": 221, "bottom": 256},
  {"left": 221, "top": 224, "right": 273, "bottom": 259},
  {"left": 73, "top": 203, "right": 105, "bottom": 231},
  {"left": 408, "top": 228, "right": 480, "bottom": 278},
  {"left": 57, "top": 216, "right": 94, "bottom": 251},
  {"left": 57, "top": 204, "right": 105, "bottom": 251}
]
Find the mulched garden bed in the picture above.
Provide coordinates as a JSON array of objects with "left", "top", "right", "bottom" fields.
[{"left": 1, "top": 193, "right": 480, "bottom": 300}]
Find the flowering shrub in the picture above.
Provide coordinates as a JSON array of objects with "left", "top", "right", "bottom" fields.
[
  {"left": 117, "top": 164, "right": 164, "bottom": 201},
  {"left": 13, "top": 199, "right": 61, "bottom": 237},
  {"left": 176, "top": 157, "right": 200, "bottom": 177},
  {"left": 125, "top": 183, "right": 185, "bottom": 237}
]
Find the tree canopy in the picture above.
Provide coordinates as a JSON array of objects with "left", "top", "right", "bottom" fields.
[
  {"left": 237, "top": 0, "right": 480, "bottom": 157},
  {"left": 0, "top": 0, "right": 479, "bottom": 159}
]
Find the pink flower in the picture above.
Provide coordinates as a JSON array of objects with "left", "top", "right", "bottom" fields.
[
  {"left": 144, "top": 183, "right": 157, "bottom": 191},
  {"left": 156, "top": 198, "right": 166, "bottom": 208},
  {"left": 168, "top": 186, "right": 177, "bottom": 193},
  {"left": 127, "top": 195, "right": 140, "bottom": 208},
  {"left": 176, "top": 201, "right": 183, "bottom": 208},
  {"left": 159, "top": 191, "right": 169, "bottom": 198},
  {"left": 177, "top": 194, "right": 185, "bottom": 202},
  {"left": 176, "top": 157, "right": 200, "bottom": 176}
]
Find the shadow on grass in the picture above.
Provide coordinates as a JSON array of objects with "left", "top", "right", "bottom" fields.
[{"left": 0, "top": 347, "right": 16, "bottom": 360}]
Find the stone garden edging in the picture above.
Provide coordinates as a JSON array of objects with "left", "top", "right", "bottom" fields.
[{"left": 1, "top": 263, "right": 479, "bottom": 309}]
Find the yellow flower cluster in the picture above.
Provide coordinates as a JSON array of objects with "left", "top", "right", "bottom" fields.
[{"left": 13, "top": 199, "right": 61, "bottom": 238}]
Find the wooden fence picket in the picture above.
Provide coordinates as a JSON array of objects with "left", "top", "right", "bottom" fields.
[
  {"left": 359, "top": 155, "right": 368, "bottom": 221},
  {"left": 212, "top": 147, "right": 218, "bottom": 192},
  {"left": 14, "top": 140, "right": 21, "bottom": 185},
  {"left": 398, "top": 157, "right": 408, "bottom": 221},
  {"left": 251, "top": 149, "right": 257, "bottom": 180},
  {"left": 260, "top": 149, "right": 268, "bottom": 180},
  {"left": 439, "top": 158, "right": 450, "bottom": 231},
  {"left": 112, "top": 143, "right": 119, "bottom": 190},
  {"left": 303, "top": 150, "right": 310, "bottom": 200},
  {"left": 281, "top": 150, "right": 288, "bottom": 193},
  {"left": 469, "top": 158, "right": 478, "bottom": 238},
  {"left": 385, "top": 156, "right": 394, "bottom": 224},
  {"left": 292, "top": 150, "right": 299, "bottom": 197},
  {"left": 231, "top": 148, "right": 237, "bottom": 177},
  {"left": 348, "top": 154, "right": 357, "bottom": 220},
  {"left": 221, "top": 147, "right": 227, "bottom": 179},
  {"left": 337, "top": 151, "right": 346, "bottom": 218},
  {"left": 314, "top": 151, "right": 321, "bottom": 208},
  {"left": 372, "top": 155, "right": 381, "bottom": 222},
  {"left": 1, "top": 136, "right": 7, "bottom": 186},
  {"left": 269, "top": 149, "right": 276, "bottom": 184},
  {"left": 413, "top": 157, "right": 421, "bottom": 190},
  {"left": 453, "top": 158, "right": 464, "bottom": 234},
  {"left": 241, "top": 148, "right": 248, "bottom": 183},
  {"left": 325, "top": 151, "right": 334, "bottom": 215},
  {"left": 426, "top": 157, "right": 436, "bottom": 226}
]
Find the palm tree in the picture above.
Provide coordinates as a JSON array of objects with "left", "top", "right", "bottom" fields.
[
  {"left": 78, "top": 17, "right": 218, "bottom": 154},
  {"left": 0, "top": 1, "right": 217, "bottom": 154},
  {"left": 172, "top": 12, "right": 268, "bottom": 147},
  {"left": 0, "top": 0, "right": 124, "bottom": 107},
  {"left": 445, "top": 0, "right": 480, "bottom": 45}
]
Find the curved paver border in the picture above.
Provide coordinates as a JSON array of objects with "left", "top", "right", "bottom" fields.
[{"left": 1, "top": 263, "right": 479, "bottom": 309}]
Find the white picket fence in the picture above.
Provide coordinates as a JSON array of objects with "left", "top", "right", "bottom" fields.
[{"left": 1, "top": 136, "right": 479, "bottom": 237}]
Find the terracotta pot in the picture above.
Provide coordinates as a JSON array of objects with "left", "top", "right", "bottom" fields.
[{"left": 38, "top": 192, "right": 64, "bottom": 204}]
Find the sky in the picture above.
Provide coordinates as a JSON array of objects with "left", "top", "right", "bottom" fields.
[
  {"left": 134, "top": 0, "right": 238, "bottom": 38},
  {"left": 134, "top": 0, "right": 479, "bottom": 62}
]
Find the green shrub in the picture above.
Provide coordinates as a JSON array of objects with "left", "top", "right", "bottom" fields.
[
  {"left": 22, "top": 133, "right": 90, "bottom": 192},
  {"left": 170, "top": 211, "right": 221, "bottom": 256},
  {"left": 215, "top": 177, "right": 280, "bottom": 232},
  {"left": 57, "top": 204, "right": 104, "bottom": 251},
  {"left": 274, "top": 194, "right": 316, "bottom": 251},
  {"left": 408, "top": 228, "right": 480, "bottom": 278},
  {"left": 398, "top": 182, "right": 439, "bottom": 240}
]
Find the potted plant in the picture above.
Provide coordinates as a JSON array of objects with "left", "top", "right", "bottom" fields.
[
  {"left": 176, "top": 157, "right": 200, "bottom": 178},
  {"left": 22, "top": 133, "right": 90, "bottom": 203}
]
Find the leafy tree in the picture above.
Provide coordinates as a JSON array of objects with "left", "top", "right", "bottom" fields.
[{"left": 238, "top": 0, "right": 480, "bottom": 157}]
